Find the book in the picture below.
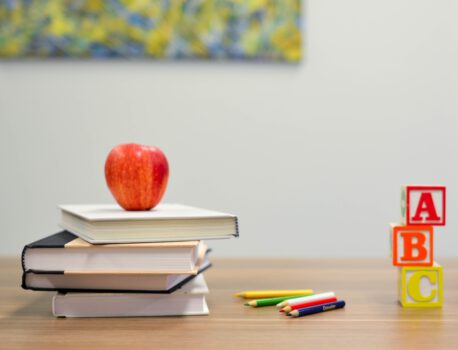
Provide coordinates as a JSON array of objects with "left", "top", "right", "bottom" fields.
[
  {"left": 22, "top": 231, "right": 207, "bottom": 274},
  {"left": 59, "top": 203, "right": 239, "bottom": 244},
  {"left": 22, "top": 257, "right": 212, "bottom": 293},
  {"left": 52, "top": 274, "right": 210, "bottom": 317}
]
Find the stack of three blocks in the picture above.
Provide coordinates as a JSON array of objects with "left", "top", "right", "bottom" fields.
[{"left": 390, "top": 185, "right": 446, "bottom": 308}]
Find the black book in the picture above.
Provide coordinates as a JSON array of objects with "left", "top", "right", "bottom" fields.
[{"left": 22, "top": 231, "right": 207, "bottom": 274}]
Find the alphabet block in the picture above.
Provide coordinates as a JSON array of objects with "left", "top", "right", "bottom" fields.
[
  {"left": 398, "top": 263, "right": 443, "bottom": 308},
  {"left": 401, "top": 185, "right": 446, "bottom": 226},
  {"left": 391, "top": 224, "right": 433, "bottom": 266}
]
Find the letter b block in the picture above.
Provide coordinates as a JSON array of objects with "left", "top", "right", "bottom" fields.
[
  {"left": 398, "top": 263, "right": 443, "bottom": 308},
  {"left": 401, "top": 185, "right": 446, "bottom": 226},
  {"left": 391, "top": 225, "right": 433, "bottom": 266}
]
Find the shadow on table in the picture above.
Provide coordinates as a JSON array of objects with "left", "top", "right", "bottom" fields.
[{"left": 8, "top": 294, "right": 53, "bottom": 318}]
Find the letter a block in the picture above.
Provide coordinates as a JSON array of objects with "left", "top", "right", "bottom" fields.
[
  {"left": 391, "top": 225, "right": 433, "bottom": 266},
  {"left": 398, "top": 263, "right": 443, "bottom": 308},
  {"left": 401, "top": 185, "right": 446, "bottom": 226}
]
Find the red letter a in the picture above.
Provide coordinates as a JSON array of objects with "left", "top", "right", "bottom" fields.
[{"left": 412, "top": 192, "right": 440, "bottom": 222}]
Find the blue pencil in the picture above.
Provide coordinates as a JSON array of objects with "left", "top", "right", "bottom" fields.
[{"left": 288, "top": 300, "right": 346, "bottom": 317}]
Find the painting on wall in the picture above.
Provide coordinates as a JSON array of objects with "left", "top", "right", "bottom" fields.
[{"left": 0, "top": 0, "right": 301, "bottom": 62}]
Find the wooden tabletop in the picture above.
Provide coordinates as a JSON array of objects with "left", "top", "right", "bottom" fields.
[{"left": 1, "top": 257, "right": 457, "bottom": 350}]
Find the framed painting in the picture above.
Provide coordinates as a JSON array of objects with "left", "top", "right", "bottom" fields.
[{"left": 0, "top": 0, "right": 302, "bottom": 62}]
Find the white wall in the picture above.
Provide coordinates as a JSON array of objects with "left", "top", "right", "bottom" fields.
[{"left": 1, "top": 0, "right": 457, "bottom": 257}]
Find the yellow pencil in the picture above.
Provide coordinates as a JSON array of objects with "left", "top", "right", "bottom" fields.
[{"left": 234, "top": 290, "right": 314, "bottom": 299}]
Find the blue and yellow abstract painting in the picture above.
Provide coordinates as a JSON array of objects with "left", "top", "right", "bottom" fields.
[{"left": 0, "top": 0, "right": 301, "bottom": 61}]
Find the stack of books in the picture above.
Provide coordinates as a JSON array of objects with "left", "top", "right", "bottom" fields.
[{"left": 22, "top": 204, "right": 238, "bottom": 317}]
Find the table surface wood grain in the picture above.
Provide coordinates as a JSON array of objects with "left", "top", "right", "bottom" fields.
[{"left": 1, "top": 257, "right": 457, "bottom": 350}]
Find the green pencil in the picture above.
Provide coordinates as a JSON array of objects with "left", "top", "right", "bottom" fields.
[{"left": 244, "top": 294, "right": 313, "bottom": 307}]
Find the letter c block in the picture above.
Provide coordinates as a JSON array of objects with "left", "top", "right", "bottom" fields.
[{"left": 398, "top": 263, "right": 443, "bottom": 308}]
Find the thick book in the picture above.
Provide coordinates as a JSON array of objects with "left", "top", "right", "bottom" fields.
[
  {"left": 59, "top": 203, "right": 239, "bottom": 244},
  {"left": 22, "top": 231, "right": 207, "bottom": 274},
  {"left": 22, "top": 257, "right": 211, "bottom": 293},
  {"left": 52, "top": 274, "right": 209, "bottom": 318}
]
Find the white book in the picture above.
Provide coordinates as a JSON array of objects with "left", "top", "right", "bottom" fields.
[
  {"left": 52, "top": 275, "right": 210, "bottom": 318},
  {"left": 59, "top": 203, "right": 239, "bottom": 244}
]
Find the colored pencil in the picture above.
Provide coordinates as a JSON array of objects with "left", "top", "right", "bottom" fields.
[
  {"left": 244, "top": 295, "right": 311, "bottom": 307},
  {"left": 234, "top": 289, "right": 314, "bottom": 299},
  {"left": 276, "top": 292, "right": 335, "bottom": 308},
  {"left": 280, "top": 297, "right": 337, "bottom": 313},
  {"left": 288, "top": 300, "right": 346, "bottom": 317}
]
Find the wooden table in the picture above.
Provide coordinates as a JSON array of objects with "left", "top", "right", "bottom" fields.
[{"left": 1, "top": 257, "right": 457, "bottom": 350}]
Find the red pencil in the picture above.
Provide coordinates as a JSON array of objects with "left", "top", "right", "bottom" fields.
[{"left": 281, "top": 297, "right": 338, "bottom": 313}]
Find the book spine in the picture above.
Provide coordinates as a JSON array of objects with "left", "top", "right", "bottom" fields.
[
  {"left": 21, "top": 271, "right": 28, "bottom": 290},
  {"left": 20, "top": 245, "right": 29, "bottom": 272},
  {"left": 234, "top": 216, "right": 240, "bottom": 237}
]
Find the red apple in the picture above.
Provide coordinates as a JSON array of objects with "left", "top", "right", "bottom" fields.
[{"left": 104, "top": 143, "right": 169, "bottom": 211}]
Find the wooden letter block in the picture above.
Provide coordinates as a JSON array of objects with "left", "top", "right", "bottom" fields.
[
  {"left": 398, "top": 263, "right": 443, "bottom": 308},
  {"left": 391, "top": 224, "right": 433, "bottom": 266},
  {"left": 401, "top": 185, "right": 446, "bottom": 226}
]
